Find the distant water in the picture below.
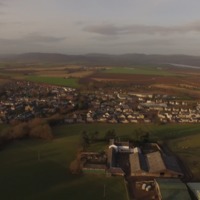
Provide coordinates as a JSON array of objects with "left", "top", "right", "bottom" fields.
[{"left": 169, "top": 63, "right": 200, "bottom": 69}]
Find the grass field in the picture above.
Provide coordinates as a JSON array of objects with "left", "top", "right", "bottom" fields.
[
  {"left": 26, "top": 76, "right": 80, "bottom": 88},
  {"left": 0, "top": 124, "right": 128, "bottom": 200},
  {"left": 1, "top": 123, "right": 200, "bottom": 199},
  {"left": 168, "top": 134, "right": 200, "bottom": 181},
  {"left": 53, "top": 123, "right": 200, "bottom": 141},
  {"left": 103, "top": 67, "right": 176, "bottom": 76}
]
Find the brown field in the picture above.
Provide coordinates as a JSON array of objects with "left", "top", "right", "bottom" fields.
[
  {"left": 81, "top": 71, "right": 200, "bottom": 98},
  {"left": 2, "top": 66, "right": 95, "bottom": 78},
  {"left": 0, "top": 78, "right": 10, "bottom": 85},
  {"left": 34, "top": 70, "right": 94, "bottom": 78},
  {"left": 86, "top": 72, "right": 200, "bottom": 85},
  {"left": 2, "top": 65, "right": 200, "bottom": 99},
  {"left": 152, "top": 84, "right": 200, "bottom": 98},
  {"left": 92, "top": 78, "right": 126, "bottom": 82}
]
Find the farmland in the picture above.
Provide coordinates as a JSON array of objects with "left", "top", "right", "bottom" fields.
[
  {"left": 26, "top": 76, "right": 80, "bottom": 88},
  {"left": 0, "top": 124, "right": 128, "bottom": 200},
  {"left": 103, "top": 67, "right": 175, "bottom": 76},
  {"left": 0, "top": 61, "right": 200, "bottom": 200},
  {"left": 168, "top": 134, "right": 200, "bottom": 181},
  {"left": 0, "top": 124, "right": 200, "bottom": 199}
]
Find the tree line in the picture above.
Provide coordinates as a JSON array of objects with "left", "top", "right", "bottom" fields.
[
  {"left": 80, "top": 128, "right": 150, "bottom": 150},
  {"left": 0, "top": 118, "right": 53, "bottom": 150}
]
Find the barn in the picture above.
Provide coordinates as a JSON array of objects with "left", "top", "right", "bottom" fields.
[{"left": 130, "top": 151, "right": 183, "bottom": 177}]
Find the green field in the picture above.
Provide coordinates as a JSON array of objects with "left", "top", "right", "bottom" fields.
[
  {"left": 0, "top": 124, "right": 128, "bottom": 200},
  {"left": 55, "top": 123, "right": 200, "bottom": 141},
  {"left": 104, "top": 67, "right": 176, "bottom": 76},
  {"left": 168, "top": 134, "right": 200, "bottom": 181},
  {"left": 26, "top": 76, "right": 80, "bottom": 88},
  {"left": 1, "top": 123, "right": 200, "bottom": 199}
]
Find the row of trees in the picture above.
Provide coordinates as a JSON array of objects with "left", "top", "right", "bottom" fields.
[
  {"left": 0, "top": 118, "right": 53, "bottom": 150},
  {"left": 80, "top": 128, "right": 150, "bottom": 150}
]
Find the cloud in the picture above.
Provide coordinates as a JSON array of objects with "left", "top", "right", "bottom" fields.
[
  {"left": 83, "top": 21, "right": 200, "bottom": 36},
  {"left": 25, "top": 33, "right": 66, "bottom": 43},
  {"left": 0, "top": 33, "right": 67, "bottom": 54},
  {"left": 0, "top": 33, "right": 66, "bottom": 52},
  {"left": 0, "top": 0, "right": 8, "bottom": 7},
  {"left": 0, "top": 33, "right": 66, "bottom": 45}
]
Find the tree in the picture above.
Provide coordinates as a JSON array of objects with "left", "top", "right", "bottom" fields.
[
  {"left": 29, "top": 124, "right": 53, "bottom": 140},
  {"left": 93, "top": 131, "right": 99, "bottom": 142},
  {"left": 10, "top": 122, "right": 29, "bottom": 139},
  {"left": 69, "top": 153, "right": 82, "bottom": 174},
  {"left": 104, "top": 129, "right": 116, "bottom": 141}
]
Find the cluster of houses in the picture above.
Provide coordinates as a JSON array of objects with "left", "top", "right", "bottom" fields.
[
  {"left": 81, "top": 140, "right": 199, "bottom": 200},
  {"left": 65, "top": 91, "right": 200, "bottom": 124},
  {"left": 0, "top": 81, "right": 77, "bottom": 123},
  {"left": 1, "top": 80, "right": 200, "bottom": 125}
]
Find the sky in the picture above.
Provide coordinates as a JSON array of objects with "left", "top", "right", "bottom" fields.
[{"left": 1, "top": 0, "right": 200, "bottom": 55}]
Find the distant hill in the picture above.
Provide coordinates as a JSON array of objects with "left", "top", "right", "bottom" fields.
[{"left": 1, "top": 53, "right": 200, "bottom": 67}]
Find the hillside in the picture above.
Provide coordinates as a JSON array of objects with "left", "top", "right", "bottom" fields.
[{"left": 1, "top": 53, "right": 200, "bottom": 67}]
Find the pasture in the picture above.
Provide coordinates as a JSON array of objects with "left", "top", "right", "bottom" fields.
[
  {"left": 1, "top": 123, "right": 200, "bottom": 199},
  {"left": 0, "top": 124, "right": 128, "bottom": 200},
  {"left": 168, "top": 133, "right": 200, "bottom": 181}
]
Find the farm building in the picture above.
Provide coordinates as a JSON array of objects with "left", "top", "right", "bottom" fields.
[
  {"left": 109, "top": 140, "right": 132, "bottom": 153},
  {"left": 130, "top": 151, "right": 183, "bottom": 177},
  {"left": 82, "top": 164, "right": 106, "bottom": 174},
  {"left": 155, "top": 179, "right": 191, "bottom": 200},
  {"left": 108, "top": 167, "right": 125, "bottom": 176},
  {"left": 107, "top": 147, "right": 116, "bottom": 168},
  {"left": 129, "top": 153, "right": 148, "bottom": 176},
  {"left": 107, "top": 139, "right": 129, "bottom": 176},
  {"left": 187, "top": 183, "right": 200, "bottom": 200},
  {"left": 81, "top": 152, "right": 107, "bottom": 174}
]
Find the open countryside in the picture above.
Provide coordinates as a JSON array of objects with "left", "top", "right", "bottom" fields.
[
  {"left": 26, "top": 76, "right": 80, "bottom": 88},
  {"left": 0, "top": 59, "right": 200, "bottom": 199},
  {"left": 2, "top": 0, "right": 200, "bottom": 199},
  {"left": 103, "top": 67, "right": 176, "bottom": 76},
  {"left": 1, "top": 60, "right": 200, "bottom": 200},
  {"left": 0, "top": 123, "right": 200, "bottom": 199}
]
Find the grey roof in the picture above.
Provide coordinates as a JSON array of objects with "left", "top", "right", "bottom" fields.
[
  {"left": 129, "top": 153, "right": 148, "bottom": 173},
  {"left": 109, "top": 167, "right": 125, "bottom": 175},
  {"left": 107, "top": 148, "right": 116, "bottom": 167},
  {"left": 146, "top": 151, "right": 166, "bottom": 173},
  {"left": 130, "top": 150, "right": 183, "bottom": 176},
  {"left": 156, "top": 179, "right": 191, "bottom": 200}
]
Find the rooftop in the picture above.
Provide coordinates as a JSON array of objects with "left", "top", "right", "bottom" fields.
[
  {"left": 130, "top": 153, "right": 148, "bottom": 173},
  {"left": 147, "top": 151, "right": 166, "bottom": 173}
]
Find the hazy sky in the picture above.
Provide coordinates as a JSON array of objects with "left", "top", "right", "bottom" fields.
[{"left": 1, "top": 0, "right": 200, "bottom": 55}]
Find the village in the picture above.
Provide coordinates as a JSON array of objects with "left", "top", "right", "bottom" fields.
[
  {"left": 1, "top": 80, "right": 199, "bottom": 199},
  {"left": 1, "top": 80, "right": 200, "bottom": 125}
]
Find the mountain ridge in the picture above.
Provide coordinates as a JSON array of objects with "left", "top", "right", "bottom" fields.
[{"left": 1, "top": 52, "right": 200, "bottom": 67}]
